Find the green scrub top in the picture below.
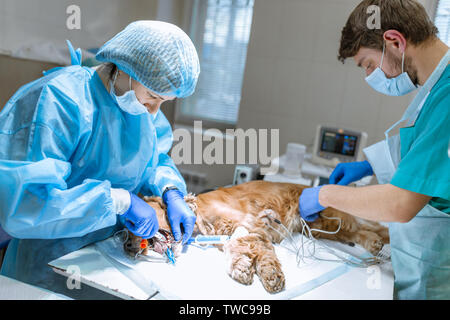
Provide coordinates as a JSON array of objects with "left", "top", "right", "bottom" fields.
[{"left": 391, "top": 65, "right": 450, "bottom": 214}]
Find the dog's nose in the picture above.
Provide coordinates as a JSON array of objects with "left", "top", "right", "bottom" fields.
[{"left": 124, "top": 239, "right": 141, "bottom": 257}]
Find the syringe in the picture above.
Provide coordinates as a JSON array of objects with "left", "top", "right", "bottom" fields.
[{"left": 186, "top": 234, "right": 230, "bottom": 245}]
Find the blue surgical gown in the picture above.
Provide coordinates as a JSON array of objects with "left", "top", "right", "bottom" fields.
[{"left": 0, "top": 48, "right": 186, "bottom": 293}]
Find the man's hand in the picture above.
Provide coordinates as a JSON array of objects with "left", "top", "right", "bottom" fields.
[
  {"left": 329, "top": 160, "right": 374, "bottom": 185},
  {"left": 298, "top": 186, "right": 326, "bottom": 222}
]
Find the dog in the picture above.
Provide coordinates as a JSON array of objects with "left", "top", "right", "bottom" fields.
[{"left": 123, "top": 180, "right": 389, "bottom": 293}]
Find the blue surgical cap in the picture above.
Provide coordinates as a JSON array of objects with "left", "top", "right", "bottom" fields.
[{"left": 96, "top": 20, "right": 200, "bottom": 98}]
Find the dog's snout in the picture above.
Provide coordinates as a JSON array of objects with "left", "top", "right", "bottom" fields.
[{"left": 124, "top": 238, "right": 141, "bottom": 257}]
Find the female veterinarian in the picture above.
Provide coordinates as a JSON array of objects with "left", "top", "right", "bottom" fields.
[
  {"left": 0, "top": 21, "right": 199, "bottom": 293},
  {"left": 299, "top": 0, "right": 450, "bottom": 300}
]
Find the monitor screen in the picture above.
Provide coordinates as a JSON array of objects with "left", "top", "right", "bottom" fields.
[{"left": 320, "top": 131, "right": 358, "bottom": 156}]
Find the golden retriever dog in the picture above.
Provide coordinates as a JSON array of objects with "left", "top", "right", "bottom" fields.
[{"left": 123, "top": 180, "right": 389, "bottom": 293}]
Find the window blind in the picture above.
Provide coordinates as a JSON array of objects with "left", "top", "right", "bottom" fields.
[
  {"left": 435, "top": 0, "right": 450, "bottom": 45},
  {"left": 176, "top": 0, "right": 254, "bottom": 126}
]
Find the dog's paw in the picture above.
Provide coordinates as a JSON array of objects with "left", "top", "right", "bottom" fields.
[
  {"left": 339, "top": 217, "right": 358, "bottom": 233},
  {"left": 256, "top": 260, "right": 285, "bottom": 293},
  {"left": 366, "top": 237, "right": 384, "bottom": 256},
  {"left": 357, "top": 230, "right": 384, "bottom": 255},
  {"left": 227, "top": 255, "right": 255, "bottom": 285}
]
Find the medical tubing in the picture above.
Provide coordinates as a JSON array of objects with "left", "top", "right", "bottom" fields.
[
  {"left": 289, "top": 215, "right": 381, "bottom": 268},
  {"left": 309, "top": 214, "right": 342, "bottom": 234},
  {"left": 264, "top": 216, "right": 299, "bottom": 254},
  {"left": 275, "top": 219, "right": 300, "bottom": 251},
  {"left": 297, "top": 213, "right": 343, "bottom": 264},
  {"left": 265, "top": 223, "right": 299, "bottom": 255},
  {"left": 298, "top": 216, "right": 375, "bottom": 267},
  {"left": 113, "top": 229, "right": 129, "bottom": 244}
]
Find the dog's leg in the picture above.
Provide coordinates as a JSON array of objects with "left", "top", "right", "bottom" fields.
[
  {"left": 309, "top": 208, "right": 359, "bottom": 233},
  {"left": 347, "top": 229, "right": 385, "bottom": 255},
  {"left": 253, "top": 237, "right": 285, "bottom": 293},
  {"left": 223, "top": 233, "right": 258, "bottom": 286},
  {"left": 306, "top": 209, "right": 387, "bottom": 255},
  {"left": 224, "top": 232, "right": 285, "bottom": 293},
  {"left": 311, "top": 229, "right": 384, "bottom": 256},
  {"left": 359, "top": 221, "right": 390, "bottom": 244}
]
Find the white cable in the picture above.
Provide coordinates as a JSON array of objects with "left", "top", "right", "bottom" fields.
[
  {"left": 273, "top": 214, "right": 384, "bottom": 268},
  {"left": 265, "top": 223, "right": 298, "bottom": 255},
  {"left": 113, "top": 229, "right": 129, "bottom": 244}
]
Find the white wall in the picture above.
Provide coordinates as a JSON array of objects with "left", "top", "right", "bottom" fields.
[
  {"left": 418, "top": 0, "right": 439, "bottom": 18},
  {"left": 237, "top": 0, "right": 419, "bottom": 154},
  {"left": 0, "top": 0, "right": 158, "bottom": 57}
]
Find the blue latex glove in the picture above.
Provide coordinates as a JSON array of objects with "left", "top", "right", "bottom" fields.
[
  {"left": 298, "top": 186, "right": 325, "bottom": 222},
  {"left": 163, "top": 189, "right": 197, "bottom": 244},
  {"left": 329, "top": 160, "right": 374, "bottom": 185},
  {"left": 122, "top": 192, "right": 159, "bottom": 239}
]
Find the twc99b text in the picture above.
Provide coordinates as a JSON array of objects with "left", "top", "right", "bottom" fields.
[{"left": 223, "top": 304, "right": 270, "bottom": 315}]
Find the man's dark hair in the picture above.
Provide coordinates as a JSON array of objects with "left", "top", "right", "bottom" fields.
[{"left": 338, "top": 0, "right": 438, "bottom": 63}]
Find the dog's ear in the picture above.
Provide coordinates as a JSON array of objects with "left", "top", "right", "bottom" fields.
[
  {"left": 143, "top": 196, "right": 171, "bottom": 231},
  {"left": 184, "top": 193, "right": 198, "bottom": 214},
  {"left": 143, "top": 195, "right": 166, "bottom": 209},
  {"left": 143, "top": 193, "right": 200, "bottom": 234},
  {"left": 183, "top": 193, "right": 213, "bottom": 235}
]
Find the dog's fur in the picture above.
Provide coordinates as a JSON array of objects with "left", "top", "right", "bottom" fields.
[{"left": 128, "top": 181, "right": 389, "bottom": 293}]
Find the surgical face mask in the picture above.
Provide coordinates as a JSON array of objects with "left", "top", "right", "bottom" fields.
[
  {"left": 365, "top": 43, "right": 417, "bottom": 96},
  {"left": 109, "top": 70, "right": 149, "bottom": 116}
]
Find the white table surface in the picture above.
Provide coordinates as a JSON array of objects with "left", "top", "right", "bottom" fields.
[
  {"left": 49, "top": 239, "right": 394, "bottom": 300},
  {"left": 49, "top": 245, "right": 152, "bottom": 300},
  {"left": 0, "top": 274, "right": 70, "bottom": 300},
  {"left": 296, "top": 262, "right": 394, "bottom": 300}
]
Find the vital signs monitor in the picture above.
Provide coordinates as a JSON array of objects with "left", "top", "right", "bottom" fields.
[{"left": 311, "top": 125, "right": 368, "bottom": 167}]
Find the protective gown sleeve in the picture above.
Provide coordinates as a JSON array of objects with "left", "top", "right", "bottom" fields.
[
  {"left": 0, "top": 83, "right": 117, "bottom": 239},
  {"left": 139, "top": 111, "right": 187, "bottom": 197}
]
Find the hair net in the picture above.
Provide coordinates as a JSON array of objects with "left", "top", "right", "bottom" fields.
[{"left": 96, "top": 20, "right": 200, "bottom": 98}]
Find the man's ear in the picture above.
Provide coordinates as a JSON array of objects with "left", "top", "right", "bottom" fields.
[{"left": 383, "top": 30, "right": 407, "bottom": 53}]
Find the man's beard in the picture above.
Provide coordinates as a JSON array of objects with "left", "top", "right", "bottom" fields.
[
  {"left": 387, "top": 49, "right": 419, "bottom": 86},
  {"left": 404, "top": 54, "right": 419, "bottom": 86}
]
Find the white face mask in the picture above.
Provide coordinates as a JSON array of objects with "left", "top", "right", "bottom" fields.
[
  {"left": 109, "top": 70, "right": 148, "bottom": 116},
  {"left": 365, "top": 42, "right": 417, "bottom": 96}
]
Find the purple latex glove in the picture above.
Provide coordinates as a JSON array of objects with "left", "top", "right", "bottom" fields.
[
  {"left": 329, "top": 160, "right": 373, "bottom": 185},
  {"left": 163, "top": 189, "right": 197, "bottom": 244},
  {"left": 298, "top": 186, "right": 325, "bottom": 222},
  {"left": 122, "top": 192, "right": 159, "bottom": 239}
]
